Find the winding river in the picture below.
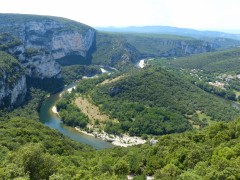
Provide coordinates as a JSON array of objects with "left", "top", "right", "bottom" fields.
[
  {"left": 39, "top": 83, "right": 114, "bottom": 149},
  {"left": 39, "top": 62, "right": 240, "bottom": 150}
]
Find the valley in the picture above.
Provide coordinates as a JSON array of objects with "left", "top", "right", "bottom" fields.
[{"left": 0, "top": 13, "right": 240, "bottom": 179}]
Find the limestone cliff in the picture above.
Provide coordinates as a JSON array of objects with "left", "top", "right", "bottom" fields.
[
  {"left": 0, "top": 51, "right": 26, "bottom": 108},
  {"left": 92, "top": 33, "right": 219, "bottom": 69},
  {"left": 0, "top": 14, "right": 95, "bottom": 79}
]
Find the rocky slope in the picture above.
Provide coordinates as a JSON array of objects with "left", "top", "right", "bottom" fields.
[
  {"left": 0, "top": 51, "right": 26, "bottom": 108},
  {"left": 0, "top": 14, "right": 95, "bottom": 79},
  {"left": 0, "top": 14, "right": 96, "bottom": 107},
  {"left": 123, "top": 34, "right": 219, "bottom": 57},
  {"left": 91, "top": 32, "right": 220, "bottom": 69},
  {"left": 92, "top": 32, "right": 141, "bottom": 69}
]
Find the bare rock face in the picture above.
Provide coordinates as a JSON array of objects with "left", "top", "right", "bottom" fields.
[
  {"left": 0, "top": 74, "right": 27, "bottom": 109},
  {"left": 52, "top": 30, "right": 95, "bottom": 59},
  {"left": 0, "top": 51, "right": 27, "bottom": 108},
  {"left": 0, "top": 75, "right": 27, "bottom": 108},
  {"left": 0, "top": 14, "right": 96, "bottom": 108},
  {"left": 0, "top": 14, "right": 96, "bottom": 79}
]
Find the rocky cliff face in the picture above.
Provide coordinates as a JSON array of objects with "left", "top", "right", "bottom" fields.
[
  {"left": 92, "top": 33, "right": 219, "bottom": 69},
  {"left": 0, "top": 14, "right": 95, "bottom": 79},
  {"left": 159, "top": 40, "right": 217, "bottom": 57},
  {"left": 0, "top": 51, "right": 27, "bottom": 108},
  {"left": 0, "top": 75, "right": 27, "bottom": 108},
  {"left": 0, "top": 14, "right": 95, "bottom": 108}
]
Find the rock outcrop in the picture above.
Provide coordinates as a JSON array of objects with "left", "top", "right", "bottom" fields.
[
  {"left": 0, "top": 51, "right": 27, "bottom": 108},
  {"left": 0, "top": 14, "right": 95, "bottom": 79},
  {"left": 156, "top": 40, "right": 217, "bottom": 57},
  {"left": 0, "top": 14, "right": 96, "bottom": 108}
]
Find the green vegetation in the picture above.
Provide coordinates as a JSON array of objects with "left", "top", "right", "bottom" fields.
[
  {"left": 61, "top": 65, "right": 101, "bottom": 84},
  {"left": 0, "top": 33, "right": 22, "bottom": 50},
  {"left": 55, "top": 75, "right": 111, "bottom": 129},
  {"left": 167, "top": 48, "right": 240, "bottom": 73},
  {"left": 24, "top": 48, "right": 43, "bottom": 58},
  {"left": 27, "top": 76, "right": 64, "bottom": 93},
  {"left": 123, "top": 33, "right": 207, "bottom": 57},
  {"left": 0, "top": 51, "right": 24, "bottom": 86},
  {"left": 0, "top": 117, "right": 93, "bottom": 179},
  {"left": 1, "top": 14, "right": 240, "bottom": 180},
  {"left": 92, "top": 31, "right": 218, "bottom": 69},
  {"left": 154, "top": 48, "right": 240, "bottom": 100},
  {"left": 0, "top": 14, "right": 92, "bottom": 34},
  {"left": 0, "top": 87, "right": 47, "bottom": 121},
  {"left": 0, "top": 116, "right": 239, "bottom": 179},
  {"left": 66, "top": 67, "right": 239, "bottom": 136},
  {"left": 56, "top": 93, "right": 89, "bottom": 128},
  {"left": 92, "top": 32, "right": 141, "bottom": 69}
]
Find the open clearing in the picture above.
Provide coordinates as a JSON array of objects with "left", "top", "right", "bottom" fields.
[
  {"left": 98, "top": 75, "right": 125, "bottom": 86},
  {"left": 75, "top": 96, "right": 110, "bottom": 126}
]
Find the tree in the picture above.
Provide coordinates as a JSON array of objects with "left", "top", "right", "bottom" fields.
[
  {"left": 6, "top": 143, "right": 58, "bottom": 180},
  {"left": 114, "top": 160, "right": 129, "bottom": 175}
]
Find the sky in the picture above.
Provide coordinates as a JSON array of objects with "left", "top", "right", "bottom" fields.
[{"left": 0, "top": 0, "right": 240, "bottom": 32}]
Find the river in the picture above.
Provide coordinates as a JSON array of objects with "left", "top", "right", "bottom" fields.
[{"left": 39, "top": 83, "right": 114, "bottom": 149}]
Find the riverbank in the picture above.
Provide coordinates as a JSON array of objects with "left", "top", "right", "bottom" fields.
[
  {"left": 51, "top": 106, "right": 59, "bottom": 115},
  {"left": 50, "top": 72, "right": 146, "bottom": 147},
  {"left": 75, "top": 127, "right": 146, "bottom": 147},
  {"left": 52, "top": 102, "right": 145, "bottom": 147}
]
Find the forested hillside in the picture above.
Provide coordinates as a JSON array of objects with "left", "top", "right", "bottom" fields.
[
  {"left": 0, "top": 117, "right": 239, "bottom": 179},
  {"left": 166, "top": 48, "right": 240, "bottom": 73},
  {"left": 63, "top": 67, "right": 240, "bottom": 137},
  {"left": 92, "top": 32, "right": 220, "bottom": 69},
  {"left": 155, "top": 48, "right": 240, "bottom": 101}
]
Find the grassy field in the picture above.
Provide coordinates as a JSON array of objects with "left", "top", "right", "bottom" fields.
[{"left": 75, "top": 96, "right": 111, "bottom": 128}]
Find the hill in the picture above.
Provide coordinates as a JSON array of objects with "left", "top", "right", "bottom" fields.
[
  {"left": 0, "top": 13, "right": 92, "bottom": 34},
  {"left": 157, "top": 48, "right": 240, "bottom": 99},
  {"left": 165, "top": 48, "right": 240, "bottom": 74},
  {"left": 91, "top": 32, "right": 221, "bottom": 69},
  {"left": 67, "top": 67, "right": 240, "bottom": 136},
  {"left": 0, "top": 113, "right": 239, "bottom": 179},
  {"left": 0, "top": 13, "right": 95, "bottom": 80}
]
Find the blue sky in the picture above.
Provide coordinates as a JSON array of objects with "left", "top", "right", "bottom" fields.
[{"left": 0, "top": 0, "right": 239, "bottom": 32}]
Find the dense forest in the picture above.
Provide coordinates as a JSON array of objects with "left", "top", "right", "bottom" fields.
[
  {"left": 0, "top": 117, "right": 239, "bottom": 179},
  {"left": 166, "top": 48, "right": 240, "bottom": 73},
  {"left": 55, "top": 66, "right": 240, "bottom": 137},
  {"left": 154, "top": 48, "right": 240, "bottom": 101},
  {"left": 91, "top": 67, "right": 239, "bottom": 135},
  {"left": 61, "top": 65, "right": 102, "bottom": 84}
]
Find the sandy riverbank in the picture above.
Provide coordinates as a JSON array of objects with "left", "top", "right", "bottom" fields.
[
  {"left": 75, "top": 127, "right": 146, "bottom": 147},
  {"left": 54, "top": 78, "right": 146, "bottom": 147},
  {"left": 52, "top": 105, "right": 59, "bottom": 115}
]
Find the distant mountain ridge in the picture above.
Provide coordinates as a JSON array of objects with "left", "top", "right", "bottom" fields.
[{"left": 96, "top": 26, "right": 240, "bottom": 40}]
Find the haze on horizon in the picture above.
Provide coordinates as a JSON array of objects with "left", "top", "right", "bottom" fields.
[{"left": 0, "top": 0, "right": 240, "bottom": 33}]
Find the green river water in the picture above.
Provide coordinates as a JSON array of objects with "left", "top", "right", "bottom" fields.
[{"left": 39, "top": 83, "right": 114, "bottom": 149}]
